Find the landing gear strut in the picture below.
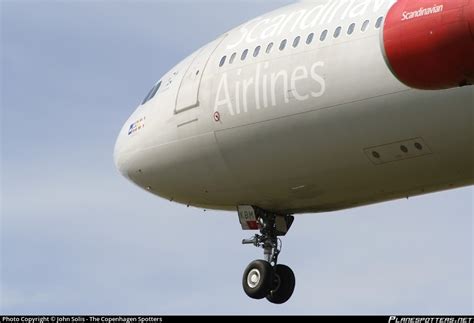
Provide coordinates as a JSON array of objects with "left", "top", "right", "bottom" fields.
[{"left": 238, "top": 205, "right": 295, "bottom": 304}]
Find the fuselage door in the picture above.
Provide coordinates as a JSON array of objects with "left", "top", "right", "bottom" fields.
[{"left": 175, "top": 34, "right": 227, "bottom": 113}]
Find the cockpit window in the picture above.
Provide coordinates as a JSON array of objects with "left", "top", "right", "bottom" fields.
[{"left": 141, "top": 81, "right": 161, "bottom": 105}]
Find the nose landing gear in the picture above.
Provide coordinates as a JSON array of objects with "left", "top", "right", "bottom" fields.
[{"left": 238, "top": 205, "right": 295, "bottom": 304}]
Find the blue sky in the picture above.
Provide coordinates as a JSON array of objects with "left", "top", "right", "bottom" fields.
[{"left": 1, "top": 0, "right": 472, "bottom": 314}]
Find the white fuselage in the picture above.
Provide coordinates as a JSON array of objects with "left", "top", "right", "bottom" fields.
[{"left": 114, "top": 0, "right": 474, "bottom": 214}]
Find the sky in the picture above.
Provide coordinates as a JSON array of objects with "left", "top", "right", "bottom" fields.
[{"left": 1, "top": 0, "right": 473, "bottom": 315}]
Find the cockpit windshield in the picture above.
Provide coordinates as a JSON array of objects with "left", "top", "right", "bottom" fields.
[{"left": 141, "top": 81, "right": 162, "bottom": 105}]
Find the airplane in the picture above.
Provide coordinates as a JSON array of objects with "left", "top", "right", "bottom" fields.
[{"left": 114, "top": 0, "right": 474, "bottom": 304}]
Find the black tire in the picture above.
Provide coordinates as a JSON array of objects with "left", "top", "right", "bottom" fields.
[
  {"left": 266, "top": 264, "right": 295, "bottom": 304},
  {"left": 242, "top": 260, "right": 274, "bottom": 299}
]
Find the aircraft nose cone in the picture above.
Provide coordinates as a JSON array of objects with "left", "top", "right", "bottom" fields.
[
  {"left": 113, "top": 115, "right": 156, "bottom": 190},
  {"left": 113, "top": 132, "right": 129, "bottom": 178}
]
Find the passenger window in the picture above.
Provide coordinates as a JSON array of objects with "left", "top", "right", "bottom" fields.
[
  {"left": 347, "top": 23, "right": 355, "bottom": 35},
  {"left": 293, "top": 36, "right": 301, "bottom": 48},
  {"left": 241, "top": 49, "right": 248, "bottom": 61},
  {"left": 229, "top": 52, "right": 236, "bottom": 64},
  {"left": 375, "top": 16, "right": 384, "bottom": 29},
  {"left": 141, "top": 81, "right": 161, "bottom": 105},
  {"left": 266, "top": 42, "right": 274, "bottom": 54},
  {"left": 253, "top": 46, "right": 261, "bottom": 57},
  {"left": 334, "top": 26, "right": 342, "bottom": 38},
  {"left": 306, "top": 33, "right": 314, "bottom": 44},
  {"left": 279, "top": 39, "right": 287, "bottom": 51},
  {"left": 219, "top": 56, "right": 226, "bottom": 67},
  {"left": 361, "top": 20, "right": 370, "bottom": 32},
  {"left": 320, "top": 30, "right": 328, "bottom": 41}
]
